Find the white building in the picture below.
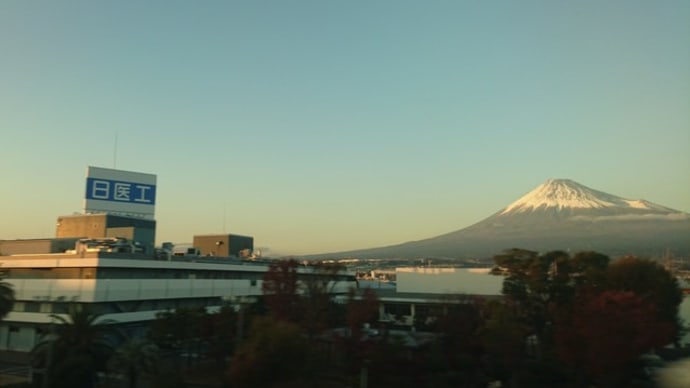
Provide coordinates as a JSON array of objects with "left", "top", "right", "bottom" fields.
[
  {"left": 362, "top": 267, "right": 503, "bottom": 328},
  {"left": 0, "top": 251, "right": 356, "bottom": 354},
  {"left": 370, "top": 267, "right": 690, "bottom": 345},
  {"left": 0, "top": 165, "right": 361, "bottom": 360}
]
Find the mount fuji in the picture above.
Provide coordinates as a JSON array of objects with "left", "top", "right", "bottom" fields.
[{"left": 314, "top": 179, "right": 690, "bottom": 259}]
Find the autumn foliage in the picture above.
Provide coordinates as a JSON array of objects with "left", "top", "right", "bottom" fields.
[
  {"left": 491, "top": 250, "right": 683, "bottom": 386},
  {"left": 226, "top": 316, "right": 312, "bottom": 387},
  {"left": 261, "top": 259, "right": 301, "bottom": 322},
  {"left": 345, "top": 287, "right": 379, "bottom": 336},
  {"left": 555, "top": 290, "right": 675, "bottom": 381}
]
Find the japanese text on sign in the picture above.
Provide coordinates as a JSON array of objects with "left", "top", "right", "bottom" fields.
[{"left": 86, "top": 178, "right": 156, "bottom": 204}]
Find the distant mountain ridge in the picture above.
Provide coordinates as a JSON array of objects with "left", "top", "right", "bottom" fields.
[{"left": 310, "top": 179, "right": 690, "bottom": 260}]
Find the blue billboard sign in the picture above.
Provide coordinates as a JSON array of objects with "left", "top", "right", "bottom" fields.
[
  {"left": 83, "top": 167, "right": 157, "bottom": 219},
  {"left": 85, "top": 177, "right": 156, "bottom": 204}
]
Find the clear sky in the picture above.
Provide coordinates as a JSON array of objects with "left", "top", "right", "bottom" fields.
[{"left": 1, "top": 1, "right": 688, "bottom": 256}]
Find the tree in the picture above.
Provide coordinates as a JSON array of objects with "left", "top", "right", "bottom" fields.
[
  {"left": 491, "top": 250, "right": 684, "bottom": 386},
  {"left": 428, "top": 297, "right": 487, "bottom": 387},
  {"left": 148, "top": 307, "right": 206, "bottom": 367},
  {"left": 478, "top": 300, "right": 532, "bottom": 388},
  {"left": 31, "top": 304, "right": 115, "bottom": 388},
  {"left": 203, "top": 305, "right": 238, "bottom": 367},
  {"left": 262, "top": 259, "right": 301, "bottom": 322},
  {"left": 491, "top": 250, "right": 612, "bottom": 352},
  {"left": 568, "top": 251, "right": 609, "bottom": 288},
  {"left": 0, "top": 279, "right": 15, "bottom": 320},
  {"left": 226, "top": 316, "right": 316, "bottom": 387},
  {"left": 555, "top": 290, "right": 674, "bottom": 386},
  {"left": 345, "top": 287, "right": 379, "bottom": 340},
  {"left": 492, "top": 249, "right": 572, "bottom": 353},
  {"left": 605, "top": 256, "right": 683, "bottom": 342},
  {"left": 489, "top": 249, "right": 617, "bottom": 385},
  {"left": 300, "top": 262, "right": 346, "bottom": 337},
  {"left": 338, "top": 287, "right": 380, "bottom": 375},
  {"left": 108, "top": 337, "right": 159, "bottom": 388}
]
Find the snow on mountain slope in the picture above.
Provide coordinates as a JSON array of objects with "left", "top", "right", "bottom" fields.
[
  {"left": 500, "top": 179, "right": 677, "bottom": 214},
  {"left": 311, "top": 178, "right": 690, "bottom": 259}
]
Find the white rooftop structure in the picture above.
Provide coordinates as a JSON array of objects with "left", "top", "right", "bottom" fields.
[{"left": 395, "top": 267, "right": 503, "bottom": 296}]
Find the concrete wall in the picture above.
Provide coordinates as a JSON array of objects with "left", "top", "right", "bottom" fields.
[
  {"left": 56, "top": 214, "right": 108, "bottom": 239},
  {"left": 194, "top": 234, "right": 254, "bottom": 257},
  {"left": 6, "top": 278, "right": 262, "bottom": 305},
  {"left": 56, "top": 214, "right": 155, "bottom": 253},
  {"left": 0, "top": 239, "right": 80, "bottom": 255},
  {"left": 396, "top": 267, "right": 504, "bottom": 295}
]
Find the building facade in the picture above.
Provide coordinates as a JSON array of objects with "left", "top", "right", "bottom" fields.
[
  {"left": 0, "top": 251, "right": 356, "bottom": 354},
  {"left": 193, "top": 234, "right": 254, "bottom": 257},
  {"left": 0, "top": 165, "right": 360, "bottom": 357},
  {"left": 362, "top": 267, "right": 503, "bottom": 328},
  {"left": 55, "top": 213, "right": 156, "bottom": 254}
]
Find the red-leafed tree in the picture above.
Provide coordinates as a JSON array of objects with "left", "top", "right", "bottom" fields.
[
  {"left": 491, "top": 250, "right": 610, "bottom": 360},
  {"left": 337, "top": 287, "right": 380, "bottom": 374},
  {"left": 226, "top": 316, "right": 316, "bottom": 387},
  {"left": 301, "top": 262, "right": 347, "bottom": 337},
  {"left": 555, "top": 290, "right": 674, "bottom": 386},
  {"left": 202, "top": 305, "right": 238, "bottom": 367},
  {"left": 346, "top": 287, "right": 380, "bottom": 338},
  {"left": 479, "top": 300, "right": 531, "bottom": 386},
  {"left": 605, "top": 256, "right": 684, "bottom": 342},
  {"left": 261, "top": 259, "right": 301, "bottom": 322}
]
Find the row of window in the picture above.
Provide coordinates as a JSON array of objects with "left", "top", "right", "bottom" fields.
[
  {"left": 2, "top": 267, "right": 265, "bottom": 281},
  {"left": 12, "top": 297, "right": 224, "bottom": 316},
  {"left": 2, "top": 267, "right": 356, "bottom": 282}
]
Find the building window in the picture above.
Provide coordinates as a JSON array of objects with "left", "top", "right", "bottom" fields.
[
  {"left": 39, "top": 303, "right": 52, "bottom": 313},
  {"left": 384, "top": 303, "right": 411, "bottom": 317},
  {"left": 52, "top": 304, "right": 69, "bottom": 314},
  {"left": 24, "top": 302, "right": 40, "bottom": 313}
]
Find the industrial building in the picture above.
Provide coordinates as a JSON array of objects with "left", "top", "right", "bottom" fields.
[
  {"left": 193, "top": 233, "right": 254, "bottom": 257},
  {"left": 360, "top": 267, "right": 503, "bottom": 328},
  {"left": 0, "top": 250, "right": 356, "bottom": 354},
  {"left": 0, "top": 166, "right": 358, "bottom": 359},
  {"left": 55, "top": 213, "right": 156, "bottom": 254},
  {"left": 0, "top": 238, "right": 79, "bottom": 256}
]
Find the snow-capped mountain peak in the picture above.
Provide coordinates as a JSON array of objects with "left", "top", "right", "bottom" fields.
[
  {"left": 313, "top": 178, "right": 690, "bottom": 259},
  {"left": 500, "top": 179, "right": 669, "bottom": 214}
]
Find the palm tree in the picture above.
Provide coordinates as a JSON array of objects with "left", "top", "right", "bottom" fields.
[
  {"left": 0, "top": 279, "right": 15, "bottom": 320},
  {"left": 108, "top": 337, "right": 159, "bottom": 388},
  {"left": 31, "top": 304, "right": 116, "bottom": 388}
]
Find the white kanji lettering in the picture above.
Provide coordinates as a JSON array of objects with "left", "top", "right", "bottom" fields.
[
  {"left": 134, "top": 185, "right": 152, "bottom": 203},
  {"left": 91, "top": 180, "right": 110, "bottom": 199},
  {"left": 114, "top": 182, "right": 131, "bottom": 201}
]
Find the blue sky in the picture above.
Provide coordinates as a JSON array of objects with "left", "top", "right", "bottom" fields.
[{"left": 1, "top": 1, "right": 688, "bottom": 255}]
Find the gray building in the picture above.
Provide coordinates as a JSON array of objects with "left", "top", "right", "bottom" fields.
[
  {"left": 0, "top": 238, "right": 80, "bottom": 256},
  {"left": 56, "top": 213, "right": 156, "bottom": 253},
  {"left": 0, "top": 250, "right": 357, "bottom": 357},
  {"left": 193, "top": 234, "right": 254, "bottom": 257}
]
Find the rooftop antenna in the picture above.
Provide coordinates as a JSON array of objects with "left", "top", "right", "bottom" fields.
[
  {"left": 223, "top": 202, "right": 227, "bottom": 233},
  {"left": 113, "top": 132, "right": 119, "bottom": 169}
]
